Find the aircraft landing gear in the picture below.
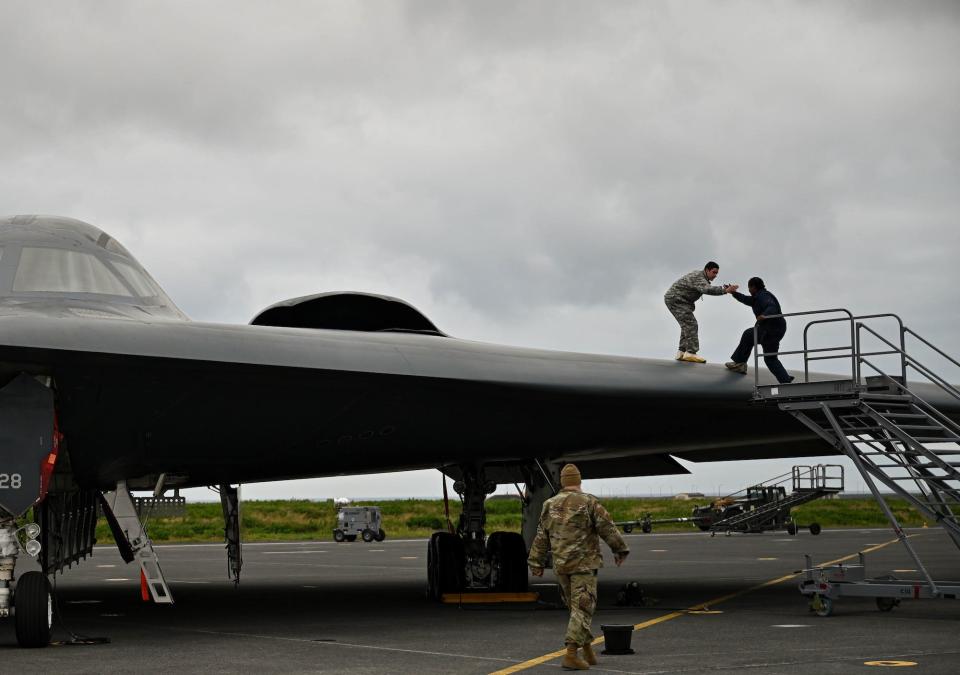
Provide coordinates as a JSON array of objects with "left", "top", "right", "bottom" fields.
[
  {"left": 219, "top": 484, "right": 242, "bottom": 585},
  {"left": 1, "top": 519, "right": 49, "bottom": 648},
  {"left": 426, "top": 466, "right": 529, "bottom": 600}
]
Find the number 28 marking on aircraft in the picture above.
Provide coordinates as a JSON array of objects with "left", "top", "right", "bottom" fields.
[{"left": 0, "top": 473, "right": 23, "bottom": 489}]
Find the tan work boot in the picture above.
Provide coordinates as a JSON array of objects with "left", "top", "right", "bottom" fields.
[
  {"left": 562, "top": 644, "right": 589, "bottom": 670},
  {"left": 725, "top": 361, "right": 747, "bottom": 374},
  {"left": 581, "top": 641, "right": 598, "bottom": 666},
  {"left": 675, "top": 351, "right": 684, "bottom": 360},
  {"left": 679, "top": 352, "right": 707, "bottom": 363}
]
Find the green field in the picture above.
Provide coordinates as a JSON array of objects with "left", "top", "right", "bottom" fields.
[{"left": 103, "top": 496, "right": 930, "bottom": 544}]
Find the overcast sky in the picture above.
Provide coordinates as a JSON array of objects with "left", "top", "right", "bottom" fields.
[{"left": 2, "top": 2, "right": 957, "bottom": 501}]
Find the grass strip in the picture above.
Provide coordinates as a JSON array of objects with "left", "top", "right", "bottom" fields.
[{"left": 92, "top": 497, "right": 932, "bottom": 544}]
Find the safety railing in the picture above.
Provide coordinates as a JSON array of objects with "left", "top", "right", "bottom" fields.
[
  {"left": 752, "top": 308, "right": 959, "bottom": 410},
  {"left": 751, "top": 308, "right": 857, "bottom": 390},
  {"left": 792, "top": 464, "right": 844, "bottom": 492}
]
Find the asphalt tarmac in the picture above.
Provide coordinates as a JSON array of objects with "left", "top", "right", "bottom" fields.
[{"left": 1, "top": 528, "right": 958, "bottom": 674}]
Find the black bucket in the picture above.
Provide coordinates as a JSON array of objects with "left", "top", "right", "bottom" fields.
[{"left": 600, "top": 624, "right": 635, "bottom": 655}]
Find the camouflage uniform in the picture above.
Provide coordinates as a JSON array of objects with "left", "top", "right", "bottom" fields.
[
  {"left": 664, "top": 269, "right": 726, "bottom": 354},
  {"left": 527, "top": 488, "right": 629, "bottom": 647}
]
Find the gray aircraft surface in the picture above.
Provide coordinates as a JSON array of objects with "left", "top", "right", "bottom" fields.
[{"left": 0, "top": 215, "right": 957, "bottom": 647}]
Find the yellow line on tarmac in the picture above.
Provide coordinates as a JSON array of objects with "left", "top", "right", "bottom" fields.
[{"left": 489, "top": 536, "right": 905, "bottom": 675}]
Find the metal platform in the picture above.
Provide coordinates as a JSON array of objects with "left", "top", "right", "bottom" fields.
[{"left": 755, "top": 378, "right": 860, "bottom": 403}]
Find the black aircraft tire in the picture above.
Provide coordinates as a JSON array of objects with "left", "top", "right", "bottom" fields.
[
  {"left": 622, "top": 524, "right": 633, "bottom": 534},
  {"left": 809, "top": 523, "right": 822, "bottom": 536},
  {"left": 375, "top": 529, "right": 386, "bottom": 542},
  {"left": 429, "top": 532, "right": 465, "bottom": 598},
  {"left": 362, "top": 529, "right": 375, "bottom": 543},
  {"left": 15, "top": 571, "right": 52, "bottom": 648},
  {"left": 641, "top": 522, "right": 652, "bottom": 534},
  {"left": 426, "top": 535, "right": 439, "bottom": 600},
  {"left": 334, "top": 530, "right": 345, "bottom": 542},
  {"left": 489, "top": 531, "right": 528, "bottom": 593}
]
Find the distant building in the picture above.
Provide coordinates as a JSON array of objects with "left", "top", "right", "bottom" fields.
[{"left": 674, "top": 492, "right": 705, "bottom": 500}]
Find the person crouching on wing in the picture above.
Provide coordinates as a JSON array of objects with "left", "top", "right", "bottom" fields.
[
  {"left": 527, "top": 464, "right": 630, "bottom": 671},
  {"left": 664, "top": 261, "right": 738, "bottom": 363},
  {"left": 725, "top": 276, "right": 794, "bottom": 383}
]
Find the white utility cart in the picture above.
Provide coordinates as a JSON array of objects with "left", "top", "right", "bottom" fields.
[{"left": 333, "top": 505, "right": 386, "bottom": 543}]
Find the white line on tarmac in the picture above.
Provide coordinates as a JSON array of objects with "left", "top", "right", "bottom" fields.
[
  {"left": 262, "top": 550, "right": 329, "bottom": 555},
  {"left": 140, "top": 625, "right": 517, "bottom": 665},
  {"left": 169, "top": 580, "right": 212, "bottom": 584}
]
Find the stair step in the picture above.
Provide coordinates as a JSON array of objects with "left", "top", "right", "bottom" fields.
[{"left": 862, "top": 393, "right": 914, "bottom": 401}]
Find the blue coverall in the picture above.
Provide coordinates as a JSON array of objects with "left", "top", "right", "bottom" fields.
[{"left": 730, "top": 289, "right": 793, "bottom": 384}]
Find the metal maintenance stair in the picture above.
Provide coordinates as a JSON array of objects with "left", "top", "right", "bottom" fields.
[
  {"left": 711, "top": 467, "right": 843, "bottom": 535},
  {"left": 752, "top": 310, "right": 960, "bottom": 608},
  {"left": 783, "top": 392, "right": 960, "bottom": 550}
]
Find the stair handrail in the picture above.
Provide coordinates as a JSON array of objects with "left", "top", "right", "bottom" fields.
[
  {"left": 717, "top": 467, "right": 797, "bottom": 503},
  {"left": 857, "top": 324, "right": 960, "bottom": 405},
  {"left": 905, "top": 326, "right": 960, "bottom": 371},
  {"left": 753, "top": 308, "right": 856, "bottom": 390},
  {"left": 858, "top": 358, "right": 960, "bottom": 437}
]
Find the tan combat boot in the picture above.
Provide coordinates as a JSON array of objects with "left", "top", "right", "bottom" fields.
[
  {"left": 581, "top": 641, "right": 598, "bottom": 666},
  {"left": 562, "top": 644, "right": 590, "bottom": 670}
]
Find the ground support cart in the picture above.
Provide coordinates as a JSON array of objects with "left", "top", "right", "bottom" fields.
[
  {"left": 334, "top": 506, "right": 386, "bottom": 543},
  {"left": 799, "top": 552, "right": 960, "bottom": 617}
]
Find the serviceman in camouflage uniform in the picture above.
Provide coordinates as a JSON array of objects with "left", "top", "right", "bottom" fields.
[
  {"left": 664, "top": 261, "right": 738, "bottom": 363},
  {"left": 528, "top": 464, "right": 629, "bottom": 671}
]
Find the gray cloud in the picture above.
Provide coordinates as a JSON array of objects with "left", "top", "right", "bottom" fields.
[
  {"left": 1, "top": 2, "right": 958, "bottom": 496},
  {"left": 2, "top": 1, "right": 956, "bottom": 332}
]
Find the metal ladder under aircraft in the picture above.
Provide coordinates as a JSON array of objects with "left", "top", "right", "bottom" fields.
[{"left": 751, "top": 309, "right": 960, "bottom": 608}]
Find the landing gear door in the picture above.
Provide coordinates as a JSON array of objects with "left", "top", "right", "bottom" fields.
[{"left": 0, "top": 374, "right": 55, "bottom": 518}]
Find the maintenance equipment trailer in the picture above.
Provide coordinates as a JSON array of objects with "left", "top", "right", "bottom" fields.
[{"left": 618, "top": 464, "right": 844, "bottom": 536}]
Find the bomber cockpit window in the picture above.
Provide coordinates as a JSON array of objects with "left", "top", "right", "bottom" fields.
[
  {"left": 112, "top": 260, "right": 165, "bottom": 298},
  {"left": 13, "top": 247, "right": 133, "bottom": 296}
]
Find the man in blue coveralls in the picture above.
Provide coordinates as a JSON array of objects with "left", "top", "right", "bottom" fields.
[{"left": 725, "top": 277, "right": 794, "bottom": 383}]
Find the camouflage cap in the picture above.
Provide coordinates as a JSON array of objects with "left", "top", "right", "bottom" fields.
[{"left": 560, "top": 463, "right": 581, "bottom": 487}]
